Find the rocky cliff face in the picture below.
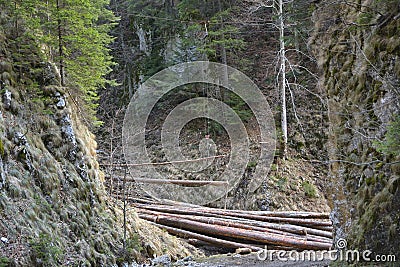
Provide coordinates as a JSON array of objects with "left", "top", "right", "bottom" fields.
[
  {"left": 311, "top": 0, "right": 400, "bottom": 259},
  {"left": 0, "top": 16, "right": 195, "bottom": 267}
]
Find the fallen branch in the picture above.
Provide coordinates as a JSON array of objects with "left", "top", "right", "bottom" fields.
[
  {"left": 116, "top": 178, "right": 229, "bottom": 187},
  {"left": 101, "top": 154, "right": 226, "bottom": 167}
]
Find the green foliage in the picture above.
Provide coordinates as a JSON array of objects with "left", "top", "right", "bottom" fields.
[
  {"left": 177, "top": 1, "right": 251, "bottom": 127},
  {"left": 29, "top": 233, "right": 64, "bottom": 266},
  {"left": 200, "top": 7, "right": 246, "bottom": 59},
  {"left": 0, "top": 257, "right": 11, "bottom": 267},
  {"left": 207, "top": 120, "right": 224, "bottom": 135},
  {"left": 129, "top": 0, "right": 177, "bottom": 35},
  {"left": 126, "top": 234, "right": 142, "bottom": 253},
  {"left": 301, "top": 181, "right": 317, "bottom": 198},
  {"left": 357, "top": 12, "right": 374, "bottom": 25},
  {"left": 246, "top": 160, "right": 257, "bottom": 169},
  {"left": 128, "top": 0, "right": 178, "bottom": 78},
  {"left": 33, "top": 193, "right": 52, "bottom": 212},
  {"left": 177, "top": 1, "right": 246, "bottom": 62},
  {"left": 117, "top": 234, "right": 142, "bottom": 264},
  {"left": 226, "top": 92, "right": 253, "bottom": 123},
  {"left": 375, "top": 116, "right": 400, "bottom": 157},
  {"left": 0, "top": 139, "right": 5, "bottom": 158},
  {"left": 284, "top": 0, "right": 314, "bottom": 49},
  {"left": 1, "top": 0, "right": 117, "bottom": 125},
  {"left": 276, "top": 175, "right": 287, "bottom": 190},
  {"left": 270, "top": 164, "right": 277, "bottom": 171},
  {"left": 55, "top": 0, "right": 117, "bottom": 122}
]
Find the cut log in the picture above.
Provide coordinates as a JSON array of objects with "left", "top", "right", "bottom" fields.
[
  {"left": 134, "top": 205, "right": 333, "bottom": 238},
  {"left": 131, "top": 200, "right": 329, "bottom": 218},
  {"left": 138, "top": 208, "right": 314, "bottom": 239},
  {"left": 161, "top": 203, "right": 330, "bottom": 219},
  {"left": 310, "top": 225, "right": 334, "bottom": 231},
  {"left": 128, "top": 198, "right": 329, "bottom": 219},
  {"left": 212, "top": 216, "right": 333, "bottom": 239},
  {"left": 140, "top": 214, "right": 332, "bottom": 250},
  {"left": 134, "top": 204, "right": 332, "bottom": 227},
  {"left": 129, "top": 198, "right": 333, "bottom": 251},
  {"left": 220, "top": 210, "right": 330, "bottom": 219},
  {"left": 137, "top": 208, "right": 333, "bottom": 244},
  {"left": 147, "top": 222, "right": 262, "bottom": 251}
]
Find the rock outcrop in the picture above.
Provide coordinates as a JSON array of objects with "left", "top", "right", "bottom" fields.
[
  {"left": 311, "top": 0, "right": 400, "bottom": 260},
  {"left": 0, "top": 17, "right": 196, "bottom": 267}
]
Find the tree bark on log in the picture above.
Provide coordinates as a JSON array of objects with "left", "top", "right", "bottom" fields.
[
  {"left": 137, "top": 208, "right": 332, "bottom": 241},
  {"left": 134, "top": 204, "right": 332, "bottom": 227},
  {"left": 140, "top": 214, "right": 332, "bottom": 250},
  {"left": 129, "top": 199, "right": 330, "bottom": 219},
  {"left": 134, "top": 204, "right": 333, "bottom": 238},
  {"left": 147, "top": 222, "right": 262, "bottom": 251}
]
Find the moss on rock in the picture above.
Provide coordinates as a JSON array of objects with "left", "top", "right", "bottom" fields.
[{"left": 311, "top": 0, "right": 400, "bottom": 262}]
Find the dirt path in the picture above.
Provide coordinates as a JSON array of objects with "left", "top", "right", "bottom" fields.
[{"left": 174, "top": 253, "right": 331, "bottom": 267}]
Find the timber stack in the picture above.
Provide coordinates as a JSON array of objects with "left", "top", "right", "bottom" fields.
[{"left": 128, "top": 198, "right": 333, "bottom": 252}]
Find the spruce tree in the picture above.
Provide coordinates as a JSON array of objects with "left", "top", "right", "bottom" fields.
[
  {"left": 53, "top": 0, "right": 117, "bottom": 123},
  {"left": 1, "top": 0, "right": 117, "bottom": 125}
]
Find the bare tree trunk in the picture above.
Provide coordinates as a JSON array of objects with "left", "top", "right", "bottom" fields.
[
  {"left": 278, "top": 0, "right": 288, "bottom": 158},
  {"left": 126, "top": 63, "right": 133, "bottom": 98},
  {"left": 220, "top": 45, "right": 229, "bottom": 102},
  {"left": 122, "top": 167, "right": 127, "bottom": 250}
]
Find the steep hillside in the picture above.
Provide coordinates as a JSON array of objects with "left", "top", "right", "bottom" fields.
[
  {"left": 0, "top": 8, "right": 196, "bottom": 267},
  {"left": 311, "top": 0, "right": 400, "bottom": 260}
]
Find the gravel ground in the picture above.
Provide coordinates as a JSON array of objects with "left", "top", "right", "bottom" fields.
[
  {"left": 132, "top": 252, "right": 331, "bottom": 267},
  {"left": 184, "top": 253, "right": 331, "bottom": 267}
]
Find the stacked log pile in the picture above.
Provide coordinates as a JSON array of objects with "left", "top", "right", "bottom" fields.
[{"left": 130, "top": 198, "right": 333, "bottom": 252}]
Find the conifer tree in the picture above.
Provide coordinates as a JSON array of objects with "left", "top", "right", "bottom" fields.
[
  {"left": 52, "top": 0, "right": 117, "bottom": 122},
  {"left": 177, "top": 0, "right": 245, "bottom": 63},
  {"left": 1, "top": 0, "right": 117, "bottom": 125}
]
